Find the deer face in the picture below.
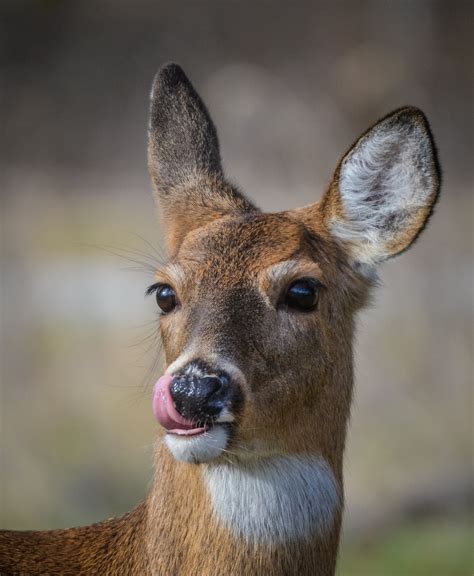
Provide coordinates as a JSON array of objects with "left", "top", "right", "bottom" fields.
[
  {"left": 151, "top": 210, "right": 365, "bottom": 464},
  {"left": 148, "top": 65, "right": 440, "bottom": 465}
]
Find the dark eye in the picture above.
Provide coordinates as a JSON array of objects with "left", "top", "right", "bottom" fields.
[
  {"left": 147, "top": 283, "right": 178, "bottom": 314},
  {"left": 282, "top": 278, "right": 321, "bottom": 312}
]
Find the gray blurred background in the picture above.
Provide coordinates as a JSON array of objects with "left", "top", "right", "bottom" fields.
[{"left": 1, "top": 1, "right": 472, "bottom": 574}]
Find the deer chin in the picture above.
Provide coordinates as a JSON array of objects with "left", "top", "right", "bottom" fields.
[{"left": 164, "top": 424, "right": 230, "bottom": 464}]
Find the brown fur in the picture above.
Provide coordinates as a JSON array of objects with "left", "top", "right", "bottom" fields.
[
  {"left": 0, "top": 504, "right": 149, "bottom": 575},
  {"left": 0, "top": 64, "right": 440, "bottom": 575}
]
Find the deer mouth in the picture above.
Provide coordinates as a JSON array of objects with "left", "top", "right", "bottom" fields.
[
  {"left": 152, "top": 374, "right": 234, "bottom": 463},
  {"left": 153, "top": 375, "right": 209, "bottom": 436}
]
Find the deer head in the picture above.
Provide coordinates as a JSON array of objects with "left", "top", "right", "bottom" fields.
[{"left": 147, "top": 64, "right": 440, "bottom": 479}]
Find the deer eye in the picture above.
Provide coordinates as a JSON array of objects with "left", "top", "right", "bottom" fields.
[
  {"left": 146, "top": 283, "right": 178, "bottom": 314},
  {"left": 282, "top": 278, "right": 321, "bottom": 312}
]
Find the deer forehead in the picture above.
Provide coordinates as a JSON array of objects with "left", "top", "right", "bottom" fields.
[{"left": 170, "top": 212, "right": 330, "bottom": 283}]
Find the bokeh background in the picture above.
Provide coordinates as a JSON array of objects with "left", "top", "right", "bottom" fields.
[{"left": 1, "top": 1, "right": 472, "bottom": 574}]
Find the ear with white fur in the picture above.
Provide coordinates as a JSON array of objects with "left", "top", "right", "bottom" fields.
[{"left": 321, "top": 107, "right": 441, "bottom": 272}]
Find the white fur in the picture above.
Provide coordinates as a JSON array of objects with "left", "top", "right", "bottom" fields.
[
  {"left": 160, "top": 263, "right": 187, "bottom": 287},
  {"left": 166, "top": 349, "right": 199, "bottom": 376},
  {"left": 203, "top": 455, "right": 340, "bottom": 543},
  {"left": 165, "top": 425, "right": 229, "bottom": 464},
  {"left": 331, "top": 119, "right": 435, "bottom": 269},
  {"left": 215, "top": 407, "right": 235, "bottom": 423},
  {"left": 167, "top": 352, "right": 246, "bottom": 388}
]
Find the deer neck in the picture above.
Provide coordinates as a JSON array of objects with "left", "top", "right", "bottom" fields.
[{"left": 145, "top": 442, "right": 343, "bottom": 575}]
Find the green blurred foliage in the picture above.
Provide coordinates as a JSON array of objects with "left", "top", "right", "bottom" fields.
[{"left": 338, "top": 519, "right": 473, "bottom": 576}]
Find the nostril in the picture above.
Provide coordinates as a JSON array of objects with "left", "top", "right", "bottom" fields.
[
  {"left": 169, "top": 372, "right": 231, "bottom": 421},
  {"left": 199, "top": 376, "right": 223, "bottom": 398}
]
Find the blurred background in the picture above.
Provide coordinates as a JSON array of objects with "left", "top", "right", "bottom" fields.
[{"left": 1, "top": 1, "right": 472, "bottom": 574}]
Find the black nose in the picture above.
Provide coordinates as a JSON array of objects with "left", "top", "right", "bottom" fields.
[{"left": 169, "top": 372, "right": 230, "bottom": 423}]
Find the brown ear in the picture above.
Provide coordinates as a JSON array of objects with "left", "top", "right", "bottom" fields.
[
  {"left": 317, "top": 107, "right": 441, "bottom": 273},
  {"left": 148, "top": 64, "right": 256, "bottom": 254}
]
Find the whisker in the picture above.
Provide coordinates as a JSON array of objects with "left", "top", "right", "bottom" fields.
[
  {"left": 128, "top": 233, "right": 165, "bottom": 261},
  {"left": 81, "top": 242, "right": 162, "bottom": 275}
]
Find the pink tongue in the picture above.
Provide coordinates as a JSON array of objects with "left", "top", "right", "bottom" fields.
[{"left": 152, "top": 374, "right": 206, "bottom": 436}]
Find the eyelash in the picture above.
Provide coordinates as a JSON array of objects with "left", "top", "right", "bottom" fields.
[{"left": 145, "top": 283, "right": 162, "bottom": 297}]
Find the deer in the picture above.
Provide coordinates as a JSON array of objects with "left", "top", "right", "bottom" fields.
[{"left": 0, "top": 63, "right": 440, "bottom": 575}]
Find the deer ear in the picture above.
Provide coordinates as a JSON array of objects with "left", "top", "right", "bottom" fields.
[
  {"left": 148, "top": 64, "right": 255, "bottom": 254},
  {"left": 320, "top": 107, "right": 441, "bottom": 272}
]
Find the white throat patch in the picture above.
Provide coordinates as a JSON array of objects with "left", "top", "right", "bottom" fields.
[{"left": 202, "top": 455, "right": 340, "bottom": 544}]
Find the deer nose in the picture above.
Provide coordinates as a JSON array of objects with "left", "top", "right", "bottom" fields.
[{"left": 169, "top": 373, "right": 230, "bottom": 422}]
